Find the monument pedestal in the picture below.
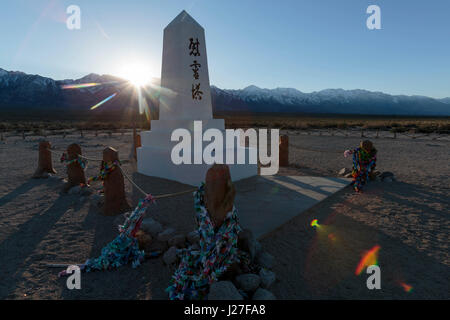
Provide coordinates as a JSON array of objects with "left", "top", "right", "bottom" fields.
[{"left": 137, "top": 119, "right": 257, "bottom": 186}]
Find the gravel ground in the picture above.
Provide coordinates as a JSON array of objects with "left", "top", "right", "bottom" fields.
[{"left": 0, "top": 130, "right": 448, "bottom": 299}]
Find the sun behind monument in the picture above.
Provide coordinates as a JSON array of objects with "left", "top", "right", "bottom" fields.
[{"left": 116, "top": 61, "right": 155, "bottom": 87}]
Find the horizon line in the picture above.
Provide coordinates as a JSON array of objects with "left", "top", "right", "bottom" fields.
[{"left": 1, "top": 67, "right": 449, "bottom": 100}]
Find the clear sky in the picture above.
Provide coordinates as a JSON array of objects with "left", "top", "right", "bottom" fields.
[{"left": 1, "top": 0, "right": 449, "bottom": 98}]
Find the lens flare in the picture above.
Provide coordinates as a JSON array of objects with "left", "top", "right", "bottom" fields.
[
  {"left": 62, "top": 83, "right": 102, "bottom": 89},
  {"left": 355, "top": 245, "right": 380, "bottom": 275},
  {"left": 310, "top": 219, "right": 320, "bottom": 228},
  {"left": 328, "top": 233, "right": 337, "bottom": 241},
  {"left": 399, "top": 282, "right": 413, "bottom": 293},
  {"left": 90, "top": 93, "right": 117, "bottom": 110}
]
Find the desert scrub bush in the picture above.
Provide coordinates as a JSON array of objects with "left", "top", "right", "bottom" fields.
[
  {"left": 0, "top": 122, "right": 13, "bottom": 131},
  {"left": 436, "top": 123, "right": 450, "bottom": 134},
  {"left": 33, "top": 128, "right": 46, "bottom": 136},
  {"left": 336, "top": 122, "right": 348, "bottom": 129},
  {"left": 390, "top": 127, "right": 407, "bottom": 133}
]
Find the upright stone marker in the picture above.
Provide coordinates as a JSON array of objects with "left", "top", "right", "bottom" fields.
[
  {"left": 137, "top": 10, "right": 257, "bottom": 186},
  {"left": 102, "top": 147, "right": 130, "bottom": 216},
  {"left": 205, "top": 164, "right": 236, "bottom": 228},
  {"left": 33, "top": 141, "right": 57, "bottom": 178},
  {"left": 63, "top": 143, "right": 86, "bottom": 192},
  {"left": 279, "top": 135, "right": 289, "bottom": 167}
]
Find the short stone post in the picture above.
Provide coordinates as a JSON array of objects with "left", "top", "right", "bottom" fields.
[
  {"left": 33, "top": 141, "right": 57, "bottom": 178},
  {"left": 135, "top": 133, "right": 142, "bottom": 158},
  {"left": 63, "top": 143, "right": 86, "bottom": 192},
  {"left": 102, "top": 147, "right": 130, "bottom": 216},
  {"left": 133, "top": 128, "right": 142, "bottom": 160},
  {"left": 279, "top": 135, "right": 289, "bottom": 167},
  {"left": 204, "top": 164, "right": 236, "bottom": 228}
]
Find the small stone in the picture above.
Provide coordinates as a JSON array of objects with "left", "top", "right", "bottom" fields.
[
  {"left": 186, "top": 230, "right": 200, "bottom": 244},
  {"left": 256, "top": 252, "right": 275, "bottom": 270},
  {"left": 380, "top": 171, "right": 395, "bottom": 181},
  {"left": 235, "top": 273, "right": 261, "bottom": 292},
  {"left": 238, "top": 229, "right": 257, "bottom": 261},
  {"left": 339, "top": 168, "right": 350, "bottom": 176},
  {"left": 208, "top": 281, "right": 243, "bottom": 300},
  {"left": 252, "top": 288, "right": 276, "bottom": 300},
  {"left": 344, "top": 173, "right": 353, "bottom": 178},
  {"left": 141, "top": 218, "right": 163, "bottom": 237},
  {"left": 259, "top": 269, "right": 276, "bottom": 289},
  {"left": 68, "top": 185, "right": 82, "bottom": 195},
  {"left": 150, "top": 240, "right": 169, "bottom": 253},
  {"left": 163, "top": 246, "right": 178, "bottom": 265},
  {"left": 238, "top": 290, "right": 249, "bottom": 300},
  {"left": 157, "top": 228, "right": 176, "bottom": 242},
  {"left": 168, "top": 234, "right": 186, "bottom": 248}
]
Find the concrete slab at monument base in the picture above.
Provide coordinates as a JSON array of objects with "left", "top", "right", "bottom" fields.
[
  {"left": 234, "top": 176, "right": 351, "bottom": 239},
  {"left": 131, "top": 172, "right": 351, "bottom": 239}
]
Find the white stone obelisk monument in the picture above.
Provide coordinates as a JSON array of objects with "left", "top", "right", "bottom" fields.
[{"left": 137, "top": 10, "right": 257, "bottom": 186}]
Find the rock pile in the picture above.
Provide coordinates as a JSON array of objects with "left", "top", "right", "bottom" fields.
[
  {"left": 214, "top": 228, "right": 277, "bottom": 300},
  {"left": 133, "top": 217, "right": 277, "bottom": 300}
]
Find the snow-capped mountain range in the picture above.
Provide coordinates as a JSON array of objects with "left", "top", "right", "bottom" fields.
[
  {"left": 211, "top": 85, "right": 450, "bottom": 116},
  {"left": 1, "top": 68, "right": 449, "bottom": 116}
]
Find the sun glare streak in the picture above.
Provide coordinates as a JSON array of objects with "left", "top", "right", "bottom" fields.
[
  {"left": 355, "top": 245, "right": 380, "bottom": 275},
  {"left": 62, "top": 83, "right": 102, "bottom": 89},
  {"left": 399, "top": 282, "right": 413, "bottom": 293},
  {"left": 136, "top": 86, "right": 151, "bottom": 121},
  {"left": 90, "top": 93, "right": 117, "bottom": 110}
]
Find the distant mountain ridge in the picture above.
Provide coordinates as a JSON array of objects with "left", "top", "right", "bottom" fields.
[
  {"left": 211, "top": 85, "right": 450, "bottom": 116},
  {"left": 1, "top": 68, "right": 449, "bottom": 116}
]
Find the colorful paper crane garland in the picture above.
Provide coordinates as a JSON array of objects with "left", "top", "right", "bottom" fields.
[
  {"left": 344, "top": 147, "right": 377, "bottom": 192},
  {"left": 59, "top": 194, "right": 155, "bottom": 277},
  {"left": 88, "top": 160, "right": 121, "bottom": 184},
  {"left": 60, "top": 152, "right": 87, "bottom": 169},
  {"left": 166, "top": 183, "right": 242, "bottom": 300}
]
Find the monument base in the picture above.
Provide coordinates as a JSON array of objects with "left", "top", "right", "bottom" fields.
[
  {"left": 137, "top": 145, "right": 258, "bottom": 186},
  {"left": 137, "top": 119, "right": 258, "bottom": 186}
]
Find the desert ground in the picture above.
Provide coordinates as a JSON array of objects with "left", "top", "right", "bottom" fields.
[{"left": 0, "top": 128, "right": 448, "bottom": 299}]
